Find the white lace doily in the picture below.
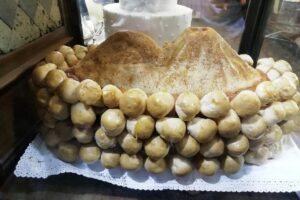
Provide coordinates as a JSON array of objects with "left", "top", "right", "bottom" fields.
[{"left": 15, "top": 134, "right": 300, "bottom": 192}]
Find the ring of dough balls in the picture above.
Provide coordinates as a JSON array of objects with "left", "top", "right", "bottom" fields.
[
  {"left": 175, "top": 135, "right": 200, "bottom": 158},
  {"left": 169, "top": 154, "right": 193, "bottom": 176},
  {"left": 241, "top": 114, "right": 267, "bottom": 140},
  {"left": 200, "top": 136, "right": 224, "bottom": 158},
  {"left": 144, "top": 157, "right": 167, "bottom": 174},
  {"left": 156, "top": 118, "right": 186, "bottom": 143},
  {"left": 76, "top": 79, "right": 102, "bottom": 105},
  {"left": 120, "top": 153, "right": 143, "bottom": 170},
  {"left": 45, "top": 51, "right": 65, "bottom": 66},
  {"left": 187, "top": 117, "right": 217, "bottom": 143},
  {"left": 200, "top": 91, "right": 230, "bottom": 118},
  {"left": 57, "top": 78, "right": 80, "bottom": 104},
  {"left": 102, "top": 84, "right": 123, "bottom": 108},
  {"left": 119, "top": 88, "right": 147, "bottom": 118},
  {"left": 72, "top": 127, "right": 94, "bottom": 144},
  {"left": 32, "top": 63, "right": 57, "bottom": 87},
  {"left": 259, "top": 102, "right": 286, "bottom": 126},
  {"left": 144, "top": 136, "right": 169, "bottom": 160},
  {"left": 48, "top": 95, "right": 69, "bottom": 120},
  {"left": 231, "top": 90, "right": 261, "bottom": 117},
  {"left": 126, "top": 115, "right": 155, "bottom": 140},
  {"left": 217, "top": 109, "right": 241, "bottom": 138},
  {"left": 175, "top": 92, "right": 200, "bottom": 121},
  {"left": 221, "top": 155, "right": 244, "bottom": 174},
  {"left": 196, "top": 157, "right": 220, "bottom": 176},
  {"left": 100, "top": 150, "right": 120, "bottom": 169},
  {"left": 71, "top": 102, "right": 96, "bottom": 127},
  {"left": 255, "top": 81, "right": 279, "bottom": 106},
  {"left": 36, "top": 88, "right": 51, "bottom": 107},
  {"left": 146, "top": 92, "right": 175, "bottom": 119},
  {"left": 45, "top": 69, "right": 67, "bottom": 91},
  {"left": 79, "top": 144, "right": 101, "bottom": 164},
  {"left": 54, "top": 121, "right": 73, "bottom": 142},
  {"left": 101, "top": 109, "right": 126, "bottom": 137},
  {"left": 117, "top": 132, "right": 143, "bottom": 155},
  {"left": 226, "top": 134, "right": 249, "bottom": 157},
  {"left": 57, "top": 141, "right": 79, "bottom": 163},
  {"left": 272, "top": 77, "right": 296, "bottom": 100},
  {"left": 262, "top": 124, "right": 282, "bottom": 145},
  {"left": 244, "top": 146, "right": 269, "bottom": 165},
  {"left": 94, "top": 128, "right": 116, "bottom": 149}
]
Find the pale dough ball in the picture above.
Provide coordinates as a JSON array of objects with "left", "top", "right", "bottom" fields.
[
  {"left": 175, "top": 92, "right": 200, "bottom": 121},
  {"left": 169, "top": 154, "right": 193, "bottom": 176},
  {"left": 117, "top": 132, "right": 143, "bottom": 155},
  {"left": 44, "top": 69, "right": 67, "bottom": 91},
  {"left": 54, "top": 121, "right": 73, "bottom": 142},
  {"left": 72, "top": 127, "right": 94, "bottom": 144},
  {"left": 245, "top": 146, "right": 269, "bottom": 165},
  {"left": 79, "top": 143, "right": 101, "bottom": 164},
  {"left": 146, "top": 92, "right": 174, "bottom": 119},
  {"left": 126, "top": 115, "right": 155, "bottom": 140},
  {"left": 57, "top": 78, "right": 80, "bottom": 104},
  {"left": 272, "top": 77, "right": 296, "bottom": 100},
  {"left": 48, "top": 95, "right": 69, "bottom": 120},
  {"left": 144, "top": 157, "right": 167, "bottom": 174},
  {"left": 196, "top": 157, "right": 220, "bottom": 176},
  {"left": 120, "top": 153, "right": 143, "bottom": 170},
  {"left": 241, "top": 114, "right": 267, "bottom": 140},
  {"left": 187, "top": 117, "right": 217, "bottom": 143},
  {"left": 175, "top": 135, "right": 200, "bottom": 158},
  {"left": 226, "top": 134, "right": 249, "bottom": 157},
  {"left": 239, "top": 54, "right": 253, "bottom": 66},
  {"left": 156, "top": 118, "right": 186, "bottom": 143},
  {"left": 221, "top": 155, "right": 244, "bottom": 174},
  {"left": 71, "top": 102, "right": 96, "bottom": 127},
  {"left": 76, "top": 79, "right": 102, "bottom": 105},
  {"left": 101, "top": 109, "right": 126, "bottom": 137},
  {"left": 94, "top": 128, "right": 116, "bottom": 149},
  {"left": 45, "top": 51, "right": 65, "bottom": 66},
  {"left": 36, "top": 88, "right": 51, "bottom": 107},
  {"left": 200, "top": 91, "right": 230, "bottom": 118},
  {"left": 102, "top": 84, "right": 123, "bottom": 108},
  {"left": 119, "top": 88, "right": 147, "bottom": 117},
  {"left": 200, "top": 136, "right": 224, "bottom": 158},
  {"left": 217, "top": 109, "right": 241, "bottom": 138},
  {"left": 259, "top": 102, "right": 286, "bottom": 126},
  {"left": 32, "top": 63, "right": 57, "bottom": 87},
  {"left": 255, "top": 81, "right": 280, "bottom": 106},
  {"left": 57, "top": 141, "right": 79, "bottom": 163},
  {"left": 144, "top": 136, "right": 169, "bottom": 160},
  {"left": 100, "top": 150, "right": 120, "bottom": 169},
  {"left": 231, "top": 90, "right": 261, "bottom": 117}
]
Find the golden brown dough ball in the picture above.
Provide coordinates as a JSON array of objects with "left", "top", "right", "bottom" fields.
[
  {"left": 231, "top": 90, "right": 261, "bottom": 117},
  {"left": 119, "top": 88, "right": 147, "bottom": 118},
  {"left": 175, "top": 135, "right": 200, "bottom": 158},
  {"left": 58, "top": 45, "right": 75, "bottom": 56},
  {"left": 94, "top": 127, "right": 116, "bottom": 149},
  {"left": 200, "top": 136, "right": 224, "bottom": 158},
  {"left": 72, "top": 127, "right": 94, "bottom": 144},
  {"left": 144, "top": 157, "right": 167, "bottom": 174},
  {"left": 244, "top": 146, "right": 269, "bottom": 165},
  {"left": 57, "top": 61, "right": 69, "bottom": 72},
  {"left": 45, "top": 51, "right": 65, "bottom": 66},
  {"left": 54, "top": 121, "right": 73, "bottom": 142},
  {"left": 48, "top": 95, "right": 69, "bottom": 120},
  {"left": 146, "top": 92, "right": 174, "bottom": 119},
  {"left": 44, "top": 129, "right": 61, "bottom": 147},
  {"left": 100, "top": 150, "right": 120, "bottom": 168},
  {"left": 57, "top": 141, "right": 79, "bottom": 163},
  {"left": 76, "top": 52, "right": 86, "bottom": 60},
  {"left": 217, "top": 109, "right": 241, "bottom": 138},
  {"left": 101, "top": 109, "right": 126, "bottom": 136},
  {"left": 117, "top": 132, "right": 143, "bottom": 155},
  {"left": 241, "top": 114, "right": 267, "bottom": 140},
  {"left": 272, "top": 77, "right": 297, "bottom": 100},
  {"left": 226, "top": 134, "right": 249, "bottom": 157},
  {"left": 57, "top": 78, "right": 80, "bottom": 104},
  {"left": 102, "top": 84, "right": 123, "bottom": 108},
  {"left": 32, "top": 63, "right": 57, "bottom": 87},
  {"left": 255, "top": 81, "right": 280, "bottom": 106},
  {"left": 187, "top": 117, "right": 217, "bottom": 143},
  {"left": 73, "top": 45, "right": 88, "bottom": 54},
  {"left": 169, "top": 154, "right": 193, "bottom": 176},
  {"left": 175, "top": 92, "right": 200, "bottom": 121},
  {"left": 262, "top": 124, "right": 282, "bottom": 145},
  {"left": 71, "top": 102, "right": 96, "bottom": 127},
  {"left": 66, "top": 53, "right": 79, "bottom": 66},
  {"left": 196, "top": 157, "right": 220, "bottom": 176},
  {"left": 221, "top": 155, "right": 244, "bottom": 174},
  {"left": 44, "top": 69, "right": 67, "bottom": 91},
  {"left": 156, "top": 117, "right": 186, "bottom": 143},
  {"left": 144, "top": 136, "right": 169, "bottom": 160},
  {"left": 120, "top": 153, "right": 143, "bottom": 170},
  {"left": 76, "top": 79, "right": 102, "bottom": 105},
  {"left": 200, "top": 91, "right": 230, "bottom": 118},
  {"left": 36, "top": 88, "right": 51, "bottom": 107},
  {"left": 259, "top": 102, "right": 286, "bottom": 126},
  {"left": 42, "top": 111, "right": 57, "bottom": 128},
  {"left": 79, "top": 143, "right": 101, "bottom": 164},
  {"left": 126, "top": 115, "right": 155, "bottom": 140}
]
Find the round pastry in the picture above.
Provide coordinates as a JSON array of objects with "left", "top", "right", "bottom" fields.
[
  {"left": 266, "top": 142, "right": 282, "bottom": 159},
  {"left": 44, "top": 129, "right": 61, "bottom": 147},
  {"left": 117, "top": 132, "right": 143, "bottom": 155},
  {"left": 217, "top": 109, "right": 241, "bottom": 138},
  {"left": 100, "top": 109, "right": 126, "bottom": 137},
  {"left": 72, "top": 127, "right": 94, "bottom": 144},
  {"left": 94, "top": 127, "right": 116, "bottom": 149},
  {"left": 119, "top": 88, "right": 147, "bottom": 118},
  {"left": 48, "top": 95, "right": 69, "bottom": 120},
  {"left": 175, "top": 135, "right": 200, "bottom": 158},
  {"left": 262, "top": 124, "right": 282, "bottom": 145},
  {"left": 146, "top": 91, "right": 175, "bottom": 119},
  {"left": 76, "top": 79, "right": 102, "bottom": 105},
  {"left": 248, "top": 137, "right": 265, "bottom": 151},
  {"left": 100, "top": 150, "right": 120, "bottom": 168},
  {"left": 54, "top": 121, "right": 73, "bottom": 142},
  {"left": 45, "top": 51, "right": 65, "bottom": 66},
  {"left": 169, "top": 154, "right": 193, "bottom": 176},
  {"left": 71, "top": 102, "right": 96, "bottom": 127},
  {"left": 119, "top": 153, "right": 143, "bottom": 170},
  {"left": 196, "top": 157, "right": 220, "bottom": 176},
  {"left": 102, "top": 84, "right": 123, "bottom": 108},
  {"left": 144, "top": 157, "right": 167, "bottom": 174},
  {"left": 239, "top": 54, "right": 253, "bottom": 66},
  {"left": 126, "top": 115, "right": 155, "bottom": 140},
  {"left": 200, "top": 136, "right": 224, "bottom": 158},
  {"left": 226, "top": 134, "right": 249, "bottom": 157},
  {"left": 36, "top": 88, "right": 51, "bottom": 107},
  {"left": 42, "top": 111, "right": 57, "bottom": 128},
  {"left": 231, "top": 90, "right": 261, "bottom": 117},
  {"left": 76, "top": 52, "right": 86, "bottom": 60},
  {"left": 73, "top": 45, "right": 88, "bottom": 54},
  {"left": 144, "top": 136, "right": 169, "bottom": 160},
  {"left": 32, "top": 63, "right": 57, "bottom": 87},
  {"left": 58, "top": 45, "right": 75, "bottom": 56},
  {"left": 292, "top": 92, "right": 300, "bottom": 106},
  {"left": 282, "top": 72, "right": 299, "bottom": 87},
  {"left": 259, "top": 102, "right": 286, "bottom": 126},
  {"left": 57, "top": 78, "right": 80, "bottom": 104},
  {"left": 266, "top": 69, "right": 281, "bottom": 81},
  {"left": 244, "top": 146, "right": 269, "bottom": 165},
  {"left": 255, "top": 81, "right": 280, "bottom": 106},
  {"left": 221, "top": 155, "right": 244, "bottom": 174},
  {"left": 155, "top": 117, "right": 186, "bottom": 143},
  {"left": 57, "top": 61, "right": 69, "bottom": 71},
  {"left": 200, "top": 91, "right": 230, "bottom": 118},
  {"left": 241, "top": 114, "right": 267, "bottom": 140},
  {"left": 44, "top": 69, "right": 67, "bottom": 91},
  {"left": 256, "top": 57, "right": 274, "bottom": 74},
  {"left": 282, "top": 100, "right": 299, "bottom": 120},
  {"left": 57, "top": 141, "right": 79, "bottom": 163},
  {"left": 280, "top": 119, "right": 297, "bottom": 135},
  {"left": 175, "top": 92, "right": 200, "bottom": 121},
  {"left": 79, "top": 143, "right": 101, "bottom": 164},
  {"left": 66, "top": 53, "right": 79, "bottom": 66},
  {"left": 187, "top": 117, "right": 217, "bottom": 143},
  {"left": 273, "top": 60, "right": 292, "bottom": 74},
  {"left": 272, "top": 77, "right": 297, "bottom": 100}
]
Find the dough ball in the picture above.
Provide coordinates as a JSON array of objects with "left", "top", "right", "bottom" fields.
[
  {"left": 102, "top": 84, "right": 123, "bottom": 108},
  {"left": 126, "top": 115, "right": 155, "bottom": 140},
  {"left": 76, "top": 52, "right": 86, "bottom": 60},
  {"left": 44, "top": 69, "right": 67, "bottom": 91},
  {"left": 57, "top": 78, "right": 80, "bottom": 104},
  {"left": 272, "top": 77, "right": 297, "bottom": 100},
  {"left": 94, "top": 127, "right": 116, "bottom": 149},
  {"left": 42, "top": 111, "right": 57, "bottom": 128},
  {"left": 119, "top": 88, "right": 147, "bottom": 117},
  {"left": 266, "top": 142, "right": 282, "bottom": 159},
  {"left": 259, "top": 102, "right": 286, "bottom": 126},
  {"left": 71, "top": 102, "right": 96, "bottom": 127},
  {"left": 196, "top": 157, "right": 220, "bottom": 176},
  {"left": 169, "top": 154, "right": 193, "bottom": 176},
  {"left": 280, "top": 119, "right": 297, "bottom": 135},
  {"left": 45, "top": 51, "right": 65, "bottom": 66},
  {"left": 226, "top": 134, "right": 249, "bottom": 157},
  {"left": 217, "top": 109, "right": 241, "bottom": 138},
  {"left": 239, "top": 54, "right": 253, "bottom": 66},
  {"left": 36, "top": 88, "right": 51, "bottom": 107},
  {"left": 257, "top": 57, "right": 274, "bottom": 73},
  {"left": 282, "top": 72, "right": 299, "bottom": 88},
  {"left": 273, "top": 60, "right": 292, "bottom": 74},
  {"left": 54, "top": 121, "right": 73, "bottom": 142},
  {"left": 282, "top": 100, "right": 299, "bottom": 120},
  {"left": 267, "top": 69, "right": 281, "bottom": 81},
  {"left": 101, "top": 109, "right": 126, "bottom": 136},
  {"left": 221, "top": 155, "right": 244, "bottom": 174},
  {"left": 255, "top": 81, "right": 280, "bottom": 106},
  {"left": 241, "top": 114, "right": 267, "bottom": 140},
  {"left": 57, "top": 141, "right": 79, "bottom": 163},
  {"left": 144, "top": 157, "right": 167, "bottom": 174},
  {"left": 100, "top": 150, "right": 120, "bottom": 169},
  {"left": 72, "top": 127, "right": 94, "bottom": 144},
  {"left": 292, "top": 92, "right": 300, "bottom": 106},
  {"left": 262, "top": 124, "right": 282, "bottom": 145},
  {"left": 79, "top": 143, "right": 101, "bottom": 164},
  {"left": 117, "top": 132, "right": 143, "bottom": 155},
  {"left": 57, "top": 61, "right": 69, "bottom": 71},
  {"left": 249, "top": 137, "right": 265, "bottom": 151},
  {"left": 120, "top": 153, "right": 143, "bottom": 171},
  {"left": 58, "top": 45, "right": 74, "bottom": 56},
  {"left": 48, "top": 95, "right": 69, "bottom": 120},
  {"left": 66, "top": 53, "right": 79, "bottom": 66},
  {"left": 175, "top": 135, "right": 200, "bottom": 158},
  {"left": 146, "top": 92, "right": 175, "bottom": 119},
  {"left": 200, "top": 91, "right": 230, "bottom": 118},
  {"left": 231, "top": 90, "right": 261, "bottom": 117},
  {"left": 73, "top": 45, "right": 88, "bottom": 54},
  {"left": 156, "top": 118, "right": 186, "bottom": 143},
  {"left": 200, "top": 136, "right": 224, "bottom": 158},
  {"left": 144, "top": 136, "right": 169, "bottom": 160},
  {"left": 32, "top": 63, "right": 57, "bottom": 87},
  {"left": 244, "top": 146, "right": 269, "bottom": 165},
  {"left": 187, "top": 117, "right": 217, "bottom": 143},
  {"left": 44, "top": 129, "right": 61, "bottom": 147},
  {"left": 76, "top": 79, "right": 102, "bottom": 105},
  {"left": 175, "top": 92, "right": 200, "bottom": 121}
]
